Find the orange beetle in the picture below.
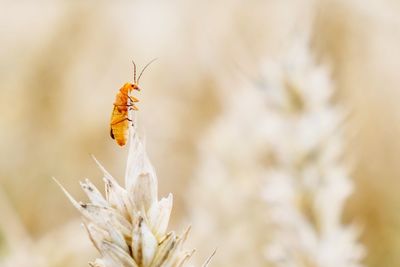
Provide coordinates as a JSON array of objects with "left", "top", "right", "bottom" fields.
[{"left": 110, "top": 59, "right": 156, "bottom": 146}]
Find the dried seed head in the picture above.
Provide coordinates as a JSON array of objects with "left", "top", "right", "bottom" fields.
[{"left": 56, "top": 133, "right": 196, "bottom": 267}]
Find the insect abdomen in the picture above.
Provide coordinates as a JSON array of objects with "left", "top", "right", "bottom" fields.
[
  {"left": 110, "top": 105, "right": 129, "bottom": 146},
  {"left": 110, "top": 120, "right": 129, "bottom": 146}
]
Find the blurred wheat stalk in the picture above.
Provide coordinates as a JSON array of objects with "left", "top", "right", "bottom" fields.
[
  {"left": 189, "top": 39, "right": 364, "bottom": 267},
  {"left": 261, "top": 40, "right": 364, "bottom": 267},
  {"left": 55, "top": 131, "right": 199, "bottom": 267}
]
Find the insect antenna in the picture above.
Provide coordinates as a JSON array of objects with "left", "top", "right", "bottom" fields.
[
  {"left": 137, "top": 58, "right": 158, "bottom": 84},
  {"left": 132, "top": 60, "right": 137, "bottom": 83}
]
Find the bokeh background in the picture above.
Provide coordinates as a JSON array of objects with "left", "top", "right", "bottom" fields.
[{"left": 1, "top": 1, "right": 400, "bottom": 267}]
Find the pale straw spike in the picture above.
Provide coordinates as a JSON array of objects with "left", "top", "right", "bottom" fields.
[
  {"left": 176, "top": 250, "right": 196, "bottom": 267},
  {"left": 105, "top": 220, "right": 130, "bottom": 253},
  {"left": 80, "top": 179, "right": 109, "bottom": 207},
  {"left": 90, "top": 260, "right": 107, "bottom": 267},
  {"left": 179, "top": 226, "right": 192, "bottom": 248},
  {"left": 260, "top": 40, "right": 365, "bottom": 267},
  {"left": 187, "top": 38, "right": 360, "bottom": 267},
  {"left": 148, "top": 194, "right": 173, "bottom": 239},
  {"left": 201, "top": 249, "right": 217, "bottom": 267},
  {"left": 83, "top": 221, "right": 106, "bottom": 254},
  {"left": 91, "top": 155, "right": 129, "bottom": 214},
  {"left": 55, "top": 121, "right": 200, "bottom": 266},
  {"left": 102, "top": 240, "right": 137, "bottom": 267},
  {"left": 125, "top": 132, "right": 158, "bottom": 194},
  {"left": 52, "top": 177, "right": 87, "bottom": 213},
  {"left": 90, "top": 155, "right": 121, "bottom": 188},
  {"left": 132, "top": 173, "right": 158, "bottom": 212}
]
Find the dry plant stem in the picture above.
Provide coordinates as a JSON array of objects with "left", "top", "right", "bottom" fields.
[
  {"left": 262, "top": 41, "right": 365, "bottom": 267},
  {"left": 201, "top": 249, "right": 217, "bottom": 267},
  {"left": 55, "top": 120, "right": 197, "bottom": 267},
  {"left": 188, "top": 39, "right": 364, "bottom": 267}
]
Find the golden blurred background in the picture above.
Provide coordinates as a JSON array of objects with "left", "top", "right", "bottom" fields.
[{"left": 1, "top": 1, "right": 400, "bottom": 266}]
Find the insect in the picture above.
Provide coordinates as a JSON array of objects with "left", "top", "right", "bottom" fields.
[{"left": 110, "top": 59, "right": 157, "bottom": 146}]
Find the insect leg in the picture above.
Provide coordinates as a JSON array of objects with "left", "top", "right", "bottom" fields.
[
  {"left": 110, "top": 117, "right": 133, "bottom": 126},
  {"left": 128, "top": 96, "right": 139, "bottom": 102},
  {"left": 113, "top": 103, "right": 138, "bottom": 111},
  {"left": 114, "top": 104, "right": 135, "bottom": 107}
]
